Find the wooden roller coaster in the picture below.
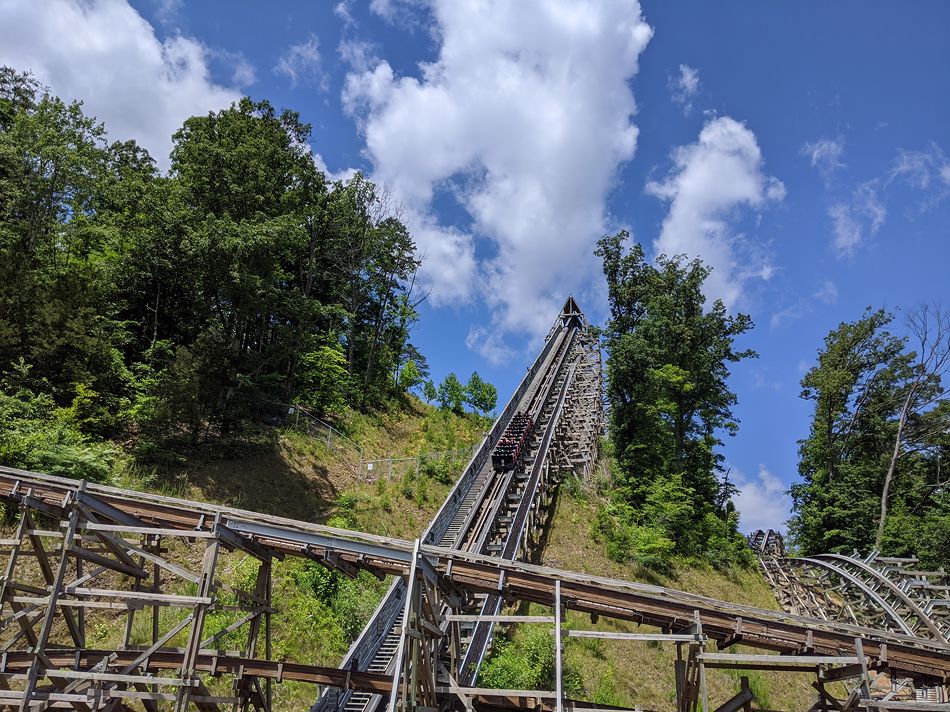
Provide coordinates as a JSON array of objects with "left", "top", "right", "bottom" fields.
[{"left": 0, "top": 300, "right": 945, "bottom": 712}]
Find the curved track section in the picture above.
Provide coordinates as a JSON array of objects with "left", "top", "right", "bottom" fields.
[
  {"left": 753, "top": 531, "right": 950, "bottom": 701},
  {"left": 752, "top": 530, "right": 949, "bottom": 646}
]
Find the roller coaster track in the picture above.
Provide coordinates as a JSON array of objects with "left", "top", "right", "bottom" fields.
[
  {"left": 0, "top": 302, "right": 947, "bottom": 711},
  {"left": 318, "top": 297, "right": 602, "bottom": 712},
  {"left": 752, "top": 529, "right": 950, "bottom": 703}
]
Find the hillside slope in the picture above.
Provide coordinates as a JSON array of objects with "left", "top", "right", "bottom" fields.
[
  {"left": 6, "top": 399, "right": 487, "bottom": 711},
  {"left": 523, "top": 487, "right": 823, "bottom": 710}
]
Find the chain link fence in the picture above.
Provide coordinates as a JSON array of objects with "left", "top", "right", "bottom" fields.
[
  {"left": 358, "top": 445, "right": 478, "bottom": 483},
  {"left": 267, "top": 401, "right": 478, "bottom": 484}
]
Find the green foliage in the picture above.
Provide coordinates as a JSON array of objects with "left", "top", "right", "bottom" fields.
[
  {"left": 297, "top": 343, "right": 350, "bottom": 416},
  {"left": 422, "top": 380, "right": 437, "bottom": 404},
  {"left": 437, "top": 372, "right": 465, "bottom": 414},
  {"left": 479, "top": 626, "right": 555, "bottom": 691},
  {"left": 0, "top": 365, "right": 120, "bottom": 481},
  {"left": 0, "top": 67, "right": 427, "bottom": 465},
  {"left": 398, "top": 359, "right": 422, "bottom": 393},
  {"left": 419, "top": 455, "right": 461, "bottom": 485},
  {"left": 591, "top": 669, "right": 625, "bottom": 707},
  {"left": 594, "top": 501, "right": 676, "bottom": 570},
  {"left": 464, "top": 370, "right": 498, "bottom": 415},
  {"left": 595, "top": 231, "right": 755, "bottom": 567},
  {"left": 789, "top": 308, "right": 950, "bottom": 567}
]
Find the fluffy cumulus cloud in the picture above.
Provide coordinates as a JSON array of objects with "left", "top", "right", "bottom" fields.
[
  {"left": 0, "top": 0, "right": 242, "bottom": 170},
  {"left": 732, "top": 465, "right": 791, "bottom": 534},
  {"left": 669, "top": 64, "right": 700, "bottom": 114},
  {"left": 646, "top": 117, "right": 785, "bottom": 309},
  {"left": 343, "top": 0, "right": 653, "bottom": 337}
]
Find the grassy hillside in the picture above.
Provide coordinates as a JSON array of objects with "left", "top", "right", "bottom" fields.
[
  {"left": 478, "top": 485, "right": 826, "bottom": 711},
  {"left": 5, "top": 398, "right": 487, "bottom": 711},
  {"left": 4, "top": 401, "right": 829, "bottom": 710}
]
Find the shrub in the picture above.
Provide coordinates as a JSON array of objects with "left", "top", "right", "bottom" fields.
[{"left": 0, "top": 371, "right": 120, "bottom": 482}]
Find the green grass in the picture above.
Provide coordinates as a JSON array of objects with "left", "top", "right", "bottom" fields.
[
  {"left": 476, "top": 482, "right": 830, "bottom": 711},
  {"left": 5, "top": 398, "right": 486, "bottom": 712}
]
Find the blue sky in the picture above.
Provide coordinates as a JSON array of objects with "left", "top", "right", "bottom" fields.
[{"left": 2, "top": 0, "right": 948, "bottom": 533}]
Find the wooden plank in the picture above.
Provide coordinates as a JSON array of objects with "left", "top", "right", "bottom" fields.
[
  {"left": 437, "top": 686, "right": 557, "bottom": 699},
  {"left": 72, "top": 546, "right": 147, "bottom": 579},
  {"left": 859, "top": 704, "right": 950, "bottom": 711},
  {"left": 8, "top": 596, "right": 197, "bottom": 611},
  {"left": 568, "top": 631, "right": 704, "bottom": 642},
  {"left": 80, "top": 524, "right": 215, "bottom": 538},
  {"left": 712, "top": 688, "right": 753, "bottom": 712},
  {"left": 61, "top": 588, "right": 212, "bottom": 605},
  {"left": 699, "top": 653, "right": 861, "bottom": 666},
  {"left": 445, "top": 614, "right": 554, "bottom": 623},
  {"left": 555, "top": 579, "right": 563, "bottom": 712},
  {"left": 45, "top": 669, "right": 197, "bottom": 686}
]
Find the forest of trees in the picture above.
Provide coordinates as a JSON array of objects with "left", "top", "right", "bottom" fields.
[
  {"left": 0, "top": 67, "right": 441, "bottom": 477},
  {"left": 594, "top": 231, "right": 755, "bottom": 569},
  {"left": 789, "top": 307, "right": 950, "bottom": 568}
]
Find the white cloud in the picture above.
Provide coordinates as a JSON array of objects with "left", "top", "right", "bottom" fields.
[
  {"left": 814, "top": 280, "right": 838, "bottom": 304},
  {"left": 770, "top": 305, "right": 802, "bottom": 330},
  {"left": 153, "top": 0, "right": 181, "bottom": 26},
  {"left": 274, "top": 35, "right": 325, "bottom": 89},
  {"left": 828, "top": 203, "right": 860, "bottom": 255},
  {"left": 0, "top": 0, "right": 241, "bottom": 170},
  {"left": 209, "top": 48, "right": 256, "bottom": 88},
  {"left": 466, "top": 325, "right": 514, "bottom": 366},
  {"left": 344, "top": 0, "right": 653, "bottom": 337},
  {"left": 771, "top": 280, "right": 838, "bottom": 329},
  {"left": 829, "top": 180, "right": 885, "bottom": 257},
  {"left": 891, "top": 144, "right": 948, "bottom": 190},
  {"left": 335, "top": 0, "right": 356, "bottom": 28},
  {"left": 669, "top": 64, "right": 700, "bottom": 114},
  {"left": 646, "top": 116, "right": 785, "bottom": 309},
  {"left": 890, "top": 144, "right": 950, "bottom": 212},
  {"left": 801, "top": 137, "right": 845, "bottom": 178},
  {"left": 731, "top": 465, "right": 791, "bottom": 534},
  {"left": 230, "top": 56, "right": 256, "bottom": 88},
  {"left": 313, "top": 153, "right": 359, "bottom": 184},
  {"left": 338, "top": 39, "right": 378, "bottom": 73}
]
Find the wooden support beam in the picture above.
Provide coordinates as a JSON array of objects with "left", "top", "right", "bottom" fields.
[
  {"left": 712, "top": 687, "right": 753, "bottom": 712},
  {"left": 18, "top": 502, "right": 81, "bottom": 712}
]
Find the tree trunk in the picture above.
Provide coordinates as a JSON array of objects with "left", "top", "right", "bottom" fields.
[{"left": 876, "top": 390, "right": 914, "bottom": 549}]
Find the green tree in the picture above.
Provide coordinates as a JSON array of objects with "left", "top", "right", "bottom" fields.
[
  {"left": 789, "top": 307, "right": 950, "bottom": 566},
  {"left": 464, "top": 371, "right": 497, "bottom": 416},
  {"left": 0, "top": 67, "right": 429, "bottom": 469},
  {"left": 422, "top": 380, "right": 437, "bottom": 404},
  {"left": 595, "top": 230, "right": 755, "bottom": 564},
  {"left": 297, "top": 343, "right": 350, "bottom": 416},
  {"left": 437, "top": 373, "right": 465, "bottom": 414},
  {"left": 398, "top": 359, "right": 422, "bottom": 393}
]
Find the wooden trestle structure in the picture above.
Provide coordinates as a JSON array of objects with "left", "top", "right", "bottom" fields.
[
  {"left": 751, "top": 530, "right": 950, "bottom": 704},
  {"left": 0, "top": 300, "right": 947, "bottom": 712}
]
